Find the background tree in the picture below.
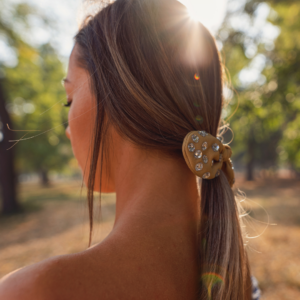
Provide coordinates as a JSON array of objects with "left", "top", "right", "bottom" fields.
[
  {"left": 4, "top": 42, "right": 72, "bottom": 186},
  {"left": 0, "top": 0, "right": 73, "bottom": 214},
  {"left": 219, "top": 0, "right": 299, "bottom": 179},
  {"left": 0, "top": 1, "right": 34, "bottom": 214}
]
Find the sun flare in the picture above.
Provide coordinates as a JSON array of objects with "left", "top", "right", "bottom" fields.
[
  {"left": 186, "top": 2, "right": 202, "bottom": 22},
  {"left": 178, "top": 0, "right": 228, "bottom": 32}
]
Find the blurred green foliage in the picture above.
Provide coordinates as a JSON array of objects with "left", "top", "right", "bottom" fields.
[
  {"left": 220, "top": 0, "right": 300, "bottom": 177},
  {"left": 0, "top": 0, "right": 73, "bottom": 183},
  {"left": 1, "top": 0, "right": 300, "bottom": 184},
  {"left": 4, "top": 43, "right": 72, "bottom": 176}
]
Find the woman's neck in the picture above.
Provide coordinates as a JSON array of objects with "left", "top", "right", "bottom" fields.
[
  {"left": 86, "top": 143, "right": 200, "bottom": 299},
  {"left": 111, "top": 143, "right": 200, "bottom": 238}
]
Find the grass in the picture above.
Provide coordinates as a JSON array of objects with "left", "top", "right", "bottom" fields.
[
  {"left": 0, "top": 176, "right": 300, "bottom": 299},
  {"left": 236, "top": 177, "right": 300, "bottom": 299}
]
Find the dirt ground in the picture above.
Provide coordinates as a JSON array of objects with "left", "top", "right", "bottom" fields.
[{"left": 0, "top": 177, "right": 299, "bottom": 299}]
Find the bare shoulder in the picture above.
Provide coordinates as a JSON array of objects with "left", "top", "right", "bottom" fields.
[
  {"left": 0, "top": 237, "right": 197, "bottom": 300},
  {"left": 0, "top": 253, "right": 87, "bottom": 300},
  {"left": 0, "top": 247, "right": 117, "bottom": 300}
]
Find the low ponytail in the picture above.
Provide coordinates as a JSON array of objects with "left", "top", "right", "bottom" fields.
[{"left": 198, "top": 172, "right": 252, "bottom": 299}]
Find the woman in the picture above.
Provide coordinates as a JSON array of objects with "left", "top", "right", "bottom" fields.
[{"left": 0, "top": 0, "right": 261, "bottom": 299}]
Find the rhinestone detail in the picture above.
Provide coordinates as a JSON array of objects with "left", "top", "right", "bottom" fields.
[
  {"left": 219, "top": 154, "right": 223, "bottom": 162},
  {"left": 188, "top": 143, "right": 195, "bottom": 152},
  {"left": 194, "top": 150, "right": 202, "bottom": 159},
  {"left": 202, "top": 142, "right": 208, "bottom": 151},
  {"left": 195, "top": 163, "right": 203, "bottom": 171},
  {"left": 215, "top": 169, "right": 221, "bottom": 177},
  {"left": 202, "top": 172, "right": 210, "bottom": 179},
  {"left": 203, "top": 155, "right": 208, "bottom": 164},
  {"left": 212, "top": 143, "right": 220, "bottom": 152},
  {"left": 191, "top": 134, "right": 199, "bottom": 143},
  {"left": 198, "top": 131, "right": 208, "bottom": 137},
  {"left": 211, "top": 160, "right": 214, "bottom": 167}
]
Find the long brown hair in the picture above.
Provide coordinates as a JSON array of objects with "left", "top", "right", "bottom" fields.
[{"left": 74, "top": 0, "right": 252, "bottom": 298}]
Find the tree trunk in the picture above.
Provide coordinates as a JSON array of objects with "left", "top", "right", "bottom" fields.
[
  {"left": 246, "top": 127, "right": 255, "bottom": 181},
  {"left": 40, "top": 168, "right": 50, "bottom": 187},
  {"left": 0, "top": 80, "right": 20, "bottom": 214}
]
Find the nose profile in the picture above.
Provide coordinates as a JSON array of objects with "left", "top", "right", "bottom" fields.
[{"left": 66, "top": 126, "right": 71, "bottom": 140}]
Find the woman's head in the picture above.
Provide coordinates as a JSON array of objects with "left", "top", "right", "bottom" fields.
[
  {"left": 70, "top": 0, "right": 223, "bottom": 188},
  {"left": 66, "top": 0, "right": 252, "bottom": 298}
]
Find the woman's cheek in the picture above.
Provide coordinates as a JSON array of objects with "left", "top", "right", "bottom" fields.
[
  {"left": 69, "top": 106, "right": 93, "bottom": 172},
  {"left": 68, "top": 109, "right": 81, "bottom": 165}
]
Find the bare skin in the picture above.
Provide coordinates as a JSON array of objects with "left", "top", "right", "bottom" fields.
[{"left": 0, "top": 44, "right": 200, "bottom": 300}]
